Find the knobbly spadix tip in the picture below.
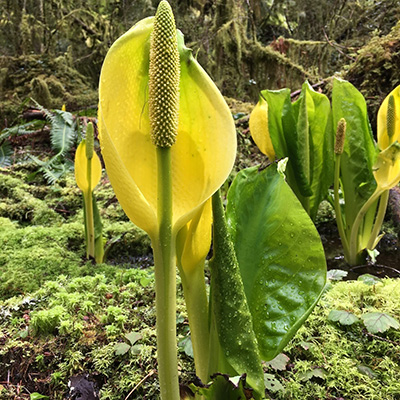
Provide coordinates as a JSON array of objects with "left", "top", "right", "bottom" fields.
[{"left": 149, "top": 0, "right": 180, "bottom": 148}]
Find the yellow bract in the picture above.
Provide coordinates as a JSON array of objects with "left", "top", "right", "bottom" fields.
[
  {"left": 375, "top": 85, "right": 400, "bottom": 190},
  {"left": 74, "top": 140, "right": 102, "bottom": 192},
  {"left": 377, "top": 85, "right": 400, "bottom": 150},
  {"left": 249, "top": 96, "right": 275, "bottom": 161},
  {"left": 98, "top": 17, "right": 236, "bottom": 241},
  {"left": 373, "top": 142, "right": 400, "bottom": 190}
]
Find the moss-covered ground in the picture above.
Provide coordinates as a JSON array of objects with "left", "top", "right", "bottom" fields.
[{"left": 0, "top": 109, "right": 399, "bottom": 399}]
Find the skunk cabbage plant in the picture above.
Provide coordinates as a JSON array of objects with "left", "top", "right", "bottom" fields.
[
  {"left": 249, "top": 82, "right": 334, "bottom": 220},
  {"left": 74, "top": 122, "right": 104, "bottom": 263},
  {"left": 332, "top": 79, "right": 400, "bottom": 265},
  {"left": 98, "top": 2, "right": 236, "bottom": 398},
  {"left": 98, "top": 2, "right": 327, "bottom": 398}
]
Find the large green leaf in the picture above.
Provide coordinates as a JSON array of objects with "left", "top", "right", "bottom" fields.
[
  {"left": 209, "top": 191, "right": 264, "bottom": 397},
  {"left": 331, "top": 78, "right": 377, "bottom": 228},
  {"left": 282, "top": 88, "right": 312, "bottom": 197},
  {"left": 226, "top": 164, "right": 326, "bottom": 361},
  {"left": 261, "top": 83, "right": 333, "bottom": 217},
  {"left": 293, "top": 82, "right": 334, "bottom": 219},
  {"left": 261, "top": 88, "right": 308, "bottom": 203}
]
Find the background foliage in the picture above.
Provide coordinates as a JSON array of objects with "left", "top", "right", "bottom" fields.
[{"left": 0, "top": 0, "right": 400, "bottom": 126}]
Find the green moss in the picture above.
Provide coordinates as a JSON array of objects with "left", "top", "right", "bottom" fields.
[
  {"left": 344, "top": 21, "right": 400, "bottom": 131},
  {"left": 0, "top": 219, "right": 85, "bottom": 298},
  {"left": 0, "top": 54, "right": 98, "bottom": 122},
  {"left": 0, "top": 172, "right": 61, "bottom": 225},
  {"left": 30, "top": 76, "right": 52, "bottom": 108},
  {"left": 270, "top": 278, "right": 400, "bottom": 399}
]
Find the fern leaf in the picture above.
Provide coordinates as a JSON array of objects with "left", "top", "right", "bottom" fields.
[
  {"left": 31, "top": 99, "right": 76, "bottom": 155},
  {"left": 0, "top": 121, "right": 44, "bottom": 141},
  {"left": 51, "top": 110, "right": 76, "bottom": 155},
  {"left": 0, "top": 142, "right": 12, "bottom": 167}
]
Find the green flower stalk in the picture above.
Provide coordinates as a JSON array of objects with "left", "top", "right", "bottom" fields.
[
  {"left": 333, "top": 118, "right": 350, "bottom": 261},
  {"left": 74, "top": 122, "right": 104, "bottom": 263},
  {"left": 149, "top": 2, "right": 181, "bottom": 398}
]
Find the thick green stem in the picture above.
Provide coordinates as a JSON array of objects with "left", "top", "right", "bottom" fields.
[
  {"left": 179, "top": 263, "right": 210, "bottom": 383},
  {"left": 348, "top": 188, "right": 382, "bottom": 265},
  {"left": 154, "top": 146, "right": 180, "bottom": 400},
  {"left": 367, "top": 190, "right": 389, "bottom": 250},
  {"left": 85, "top": 159, "right": 95, "bottom": 258},
  {"left": 333, "top": 153, "right": 350, "bottom": 261}
]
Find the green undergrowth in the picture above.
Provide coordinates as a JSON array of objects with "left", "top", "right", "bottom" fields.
[
  {"left": 0, "top": 274, "right": 399, "bottom": 399},
  {"left": 0, "top": 271, "right": 194, "bottom": 399},
  {"left": 267, "top": 278, "right": 400, "bottom": 400},
  {"left": 0, "top": 168, "right": 151, "bottom": 299}
]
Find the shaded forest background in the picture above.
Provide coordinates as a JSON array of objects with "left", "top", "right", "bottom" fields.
[{"left": 1, "top": 0, "right": 400, "bottom": 128}]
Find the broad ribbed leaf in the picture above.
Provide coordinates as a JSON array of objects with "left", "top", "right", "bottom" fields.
[
  {"left": 260, "top": 88, "right": 291, "bottom": 157},
  {"left": 292, "top": 82, "right": 334, "bottom": 219},
  {"left": 332, "top": 78, "right": 377, "bottom": 228},
  {"left": 226, "top": 164, "right": 326, "bottom": 361}
]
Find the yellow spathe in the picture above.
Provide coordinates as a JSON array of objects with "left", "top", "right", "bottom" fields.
[
  {"left": 74, "top": 140, "right": 102, "bottom": 192},
  {"left": 249, "top": 96, "right": 275, "bottom": 161},
  {"left": 98, "top": 17, "right": 236, "bottom": 240},
  {"left": 373, "top": 142, "right": 400, "bottom": 190},
  {"left": 375, "top": 85, "right": 400, "bottom": 190},
  {"left": 377, "top": 85, "right": 400, "bottom": 150}
]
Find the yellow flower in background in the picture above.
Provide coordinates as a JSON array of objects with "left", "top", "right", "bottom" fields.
[
  {"left": 374, "top": 85, "right": 400, "bottom": 190},
  {"left": 249, "top": 95, "right": 275, "bottom": 161},
  {"left": 377, "top": 85, "right": 400, "bottom": 150},
  {"left": 74, "top": 140, "right": 102, "bottom": 192},
  {"left": 98, "top": 17, "right": 236, "bottom": 241},
  {"left": 373, "top": 142, "right": 400, "bottom": 190}
]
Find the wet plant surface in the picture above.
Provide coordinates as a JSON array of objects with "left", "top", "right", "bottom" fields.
[{"left": 0, "top": 104, "right": 399, "bottom": 400}]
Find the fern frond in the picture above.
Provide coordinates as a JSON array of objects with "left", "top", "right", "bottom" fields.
[
  {"left": 51, "top": 110, "right": 76, "bottom": 155},
  {"left": 0, "top": 121, "right": 44, "bottom": 141},
  {"left": 31, "top": 99, "right": 76, "bottom": 155},
  {"left": 0, "top": 142, "right": 12, "bottom": 167},
  {"left": 31, "top": 99, "right": 54, "bottom": 124},
  {"left": 42, "top": 166, "right": 64, "bottom": 185},
  {"left": 28, "top": 154, "right": 49, "bottom": 167}
]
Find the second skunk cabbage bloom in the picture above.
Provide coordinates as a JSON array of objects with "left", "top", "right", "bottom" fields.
[
  {"left": 377, "top": 85, "right": 400, "bottom": 150},
  {"left": 98, "top": 16, "right": 236, "bottom": 241},
  {"left": 75, "top": 140, "right": 102, "bottom": 193},
  {"left": 374, "top": 86, "right": 400, "bottom": 190},
  {"left": 249, "top": 95, "right": 275, "bottom": 161}
]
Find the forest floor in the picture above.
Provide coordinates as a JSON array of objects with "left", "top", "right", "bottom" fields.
[{"left": 0, "top": 101, "right": 399, "bottom": 399}]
